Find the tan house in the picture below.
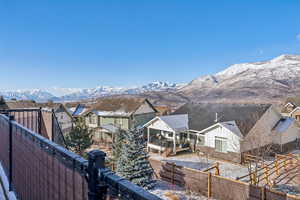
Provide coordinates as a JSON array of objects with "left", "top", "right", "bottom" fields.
[
  {"left": 173, "top": 103, "right": 300, "bottom": 163},
  {"left": 83, "top": 98, "right": 157, "bottom": 143},
  {"left": 281, "top": 97, "right": 300, "bottom": 122}
]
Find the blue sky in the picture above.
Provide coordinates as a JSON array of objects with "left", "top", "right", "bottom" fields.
[{"left": 1, "top": 0, "right": 300, "bottom": 90}]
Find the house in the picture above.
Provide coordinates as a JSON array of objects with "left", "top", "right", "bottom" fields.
[
  {"left": 143, "top": 114, "right": 190, "bottom": 155},
  {"left": 281, "top": 97, "right": 300, "bottom": 122},
  {"left": 83, "top": 98, "right": 158, "bottom": 142},
  {"left": 154, "top": 106, "right": 172, "bottom": 116},
  {"left": 0, "top": 99, "right": 73, "bottom": 135},
  {"left": 39, "top": 102, "right": 74, "bottom": 135},
  {"left": 173, "top": 103, "right": 300, "bottom": 163},
  {"left": 0, "top": 99, "right": 37, "bottom": 110},
  {"left": 72, "top": 104, "right": 90, "bottom": 119}
]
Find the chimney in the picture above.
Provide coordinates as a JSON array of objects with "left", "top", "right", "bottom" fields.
[{"left": 215, "top": 112, "right": 218, "bottom": 123}]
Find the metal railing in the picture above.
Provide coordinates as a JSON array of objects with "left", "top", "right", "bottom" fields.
[{"left": 0, "top": 111, "right": 161, "bottom": 200}]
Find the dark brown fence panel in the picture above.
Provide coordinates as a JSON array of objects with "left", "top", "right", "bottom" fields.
[
  {"left": 8, "top": 119, "right": 88, "bottom": 200},
  {"left": 0, "top": 115, "right": 10, "bottom": 175},
  {"left": 1, "top": 111, "right": 160, "bottom": 200},
  {"left": 41, "top": 110, "right": 53, "bottom": 140}
]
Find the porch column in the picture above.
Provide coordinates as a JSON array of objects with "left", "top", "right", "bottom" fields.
[
  {"left": 147, "top": 127, "right": 150, "bottom": 152},
  {"left": 160, "top": 131, "right": 163, "bottom": 155},
  {"left": 173, "top": 131, "right": 176, "bottom": 155}
]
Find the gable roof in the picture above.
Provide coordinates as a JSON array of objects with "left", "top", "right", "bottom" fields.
[
  {"left": 72, "top": 104, "right": 89, "bottom": 116},
  {"left": 197, "top": 121, "right": 243, "bottom": 138},
  {"left": 173, "top": 103, "right": 272, "bottom": 136},
  {"left": 0, "top": 100, "right": 38, "bottom": 109},
  {"left": 272, "top": 117, "right": 296, "bottom": 134},
  {"left": 144, "top": 114, "right": 189, "bottom": 132},
  {"left": 281, "top": 97, "right": 300, "bottom": 113},
  {"left": 86, "top": 98, "right": 157, "bottom": 117}
]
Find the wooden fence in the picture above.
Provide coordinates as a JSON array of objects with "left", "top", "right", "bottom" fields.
[{"left": 149, "top": 158, "right": 300, "bottom": 200}]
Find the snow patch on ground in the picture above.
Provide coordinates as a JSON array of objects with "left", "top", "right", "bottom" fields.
[
  {"left": 150, "top": 180, "right": 213, "bottom": 200},
  {"left": 151, "top": 153, "right": 249, "bottom": 180}
]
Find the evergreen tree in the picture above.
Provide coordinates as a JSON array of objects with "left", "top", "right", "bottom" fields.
[
  {"left": 116, "top": 128, "right": 156, "bottom": 189},
  {"left": 65, "top": 120, "right": 94, "bottom": 156},
  {"left": 0, "top": 96, "right": 5, "bottom": 104},
  {"left": 111, "top": 129, "right": 125, "bottom": 166}
]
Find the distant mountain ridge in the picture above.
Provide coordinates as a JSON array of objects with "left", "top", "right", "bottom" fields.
[
  {"left": 2, "top": 54, "right": 300, "bottom": 105},
  {"left": 0, "top": 81, "right": 185, "bottom": 102},
  {"left": 179, "top": 54, "right": 300, "bottom": 103}
]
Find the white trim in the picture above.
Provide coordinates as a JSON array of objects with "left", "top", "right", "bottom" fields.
[
  {"left": 284, "top": 102, "right": 295, "bottom": 108},
  {"left": 189, "top": 122, "right": 243, "bottom": 140},
  {"left": 143, "top": 116, "right": 177, "bottom": 133},
  {"left": 289, "top": 107, "right": 300, "bottom": 116}
]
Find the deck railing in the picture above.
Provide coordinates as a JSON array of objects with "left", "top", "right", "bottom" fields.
[{"left": 0, "top": 111, "right": 161, "bottom": 200}]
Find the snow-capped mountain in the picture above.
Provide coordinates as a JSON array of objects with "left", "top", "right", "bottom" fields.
[
  {"left": 180, "top": 54, "right": 300, "bottom": 103},
  {"left": 0, "top": 89, "right": 55, "bottom": 102},
  {"left": 59, "top": 81, "right": 185, "bottom": 101},
  {"left": 0, "top": 81, "right": 184, "bottom": 102}
]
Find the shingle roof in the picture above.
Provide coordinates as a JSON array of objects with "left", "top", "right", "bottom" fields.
[
  {"left": 159, "top": 114, "right": 189, "bottom": 132},
  {"left": 0, "top": 100, "right": 38, "bottom": 109},
  {"left": 86, "top": 97, "right": 156, "bottom": 117},
  {"left": 173, "top": 103, "right": 272, "bottom": 136}
]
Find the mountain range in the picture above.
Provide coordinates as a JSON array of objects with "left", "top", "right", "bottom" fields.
[
  {"left": 179, "top": 54, "right": 300, "bottom": 104},
  {"left": 0, "top": 81, "right": 185, "bottom": 102},
  {"left": 2, "top": 54, "right": 300, "bottom": 105}
]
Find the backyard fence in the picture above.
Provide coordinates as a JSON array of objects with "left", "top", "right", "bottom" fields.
[
  {"left": 0, "top": 111, "right": 161, "bottom": 200},
  {"left": 149, "top": 158, "right": 300, "bottom": 200}
]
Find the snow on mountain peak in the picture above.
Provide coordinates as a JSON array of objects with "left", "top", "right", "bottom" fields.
[
  {"left": 0, "top": 81, "right": 184, "bottom": 102},
  {"left": 216, "top": 54, "right": 300, "bottom": 78}
]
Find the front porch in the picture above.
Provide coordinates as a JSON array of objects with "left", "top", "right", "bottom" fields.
[{"left": 146, "top": 128, "right": 191, "bottom": 156}]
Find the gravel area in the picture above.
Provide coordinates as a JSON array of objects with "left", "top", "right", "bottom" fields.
[
  {"left": 150, "top": 180, "right": 214, "bottom": 200},
  {"left": 151, "top": 153, "right": 249, "bottom": 180}
]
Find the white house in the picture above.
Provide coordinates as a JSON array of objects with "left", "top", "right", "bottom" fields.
[
  {"left": 173, "top": 103, "right": 300, "bottom": 163},
  {"left": 143, "top": 114, "right": 189, "bottom": 155},
  {"left": 195, "top": 121, "right": 243, "bottom": 154}
]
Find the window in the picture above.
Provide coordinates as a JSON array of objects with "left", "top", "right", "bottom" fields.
[
  {"left": 197, "top": 135, "right": 205, "bottom": 146},
  {"left": 89, "top": 115, "right": 97, "bottom": 124},
  {"left": 167, "top": 132, "right": 173, "bottom": 138},
  {"left": 215, "top": 137, "right": 227, "bottom": 153},
  {"left": 296, "top": 115, "right": 300, "bottom": 122}
]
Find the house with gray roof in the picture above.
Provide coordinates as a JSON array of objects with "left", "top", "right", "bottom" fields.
[
  {"left": 143, "top": 114, "right": 189, "bottom": 155},
  {"left": 173, "top": 103, "right": 300, "bottom": 163},
  {"left": 83, "top": 97, "right": 157, "bottom": 144}
]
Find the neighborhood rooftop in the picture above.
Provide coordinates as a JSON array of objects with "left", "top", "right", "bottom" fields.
[
  {"left": 86, "top": 97, "right": 157, "bottom": 116},
  {"left": 173, "top": 102, "right": 272, "bottom": 136}
]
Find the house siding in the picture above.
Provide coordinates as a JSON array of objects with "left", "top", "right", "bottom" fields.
[
  {"left": 133, "top": 113, "right": 156, "bottom": 128},
  {"left": 291, "top": 109, "right": 300, "bottom": 122},
  {"left": 202, "top": 125, "right": 241, "bottom": 153},
  {"left": 100, "top": 116, "right": 129, "bottom": 130},
  {"left": 55, "top": 110, "right": 73, "bottom": 134},
  {"left": 278, "top": 121, "right": 300, "bottom": 145},
  {"left": 241, "top": 106, "right": 282, "bottom": 153}
]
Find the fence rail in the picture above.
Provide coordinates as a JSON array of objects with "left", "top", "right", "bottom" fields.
[{"left": 0, "top": 111, "right": 161, "bottom": 200}]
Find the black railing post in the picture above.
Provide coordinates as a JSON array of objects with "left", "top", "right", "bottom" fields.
[
  {"left": 38, "top": 107, "right": 42, "bottom": 134},
  {"left": 8, "top": 115, "right": 14, "bottom": 191},
  {"left": 87, "top": 150, "right": 107, "bottom": 200},
  {"left": 51, "top": 109, "right": 55, "bottom": 142}
]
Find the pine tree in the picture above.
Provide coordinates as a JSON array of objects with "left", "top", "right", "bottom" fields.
[
  {"left": 111, "top": 129, "right": 125, "bottom": 166},
  {"left": 65, "top": 120, "right": 94, "bottom": 157},
  {"left": 116, "top": 128, "right": 156, "bottom": 190},
  {"left": 0, "top": 96, "right": 5, "bottom": 104}
]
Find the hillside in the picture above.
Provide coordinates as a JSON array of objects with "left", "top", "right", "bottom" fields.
[{"left": 178, "top": 54, "right": 300, "bottom": 104}]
